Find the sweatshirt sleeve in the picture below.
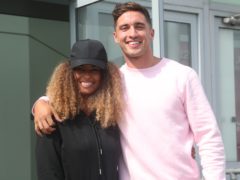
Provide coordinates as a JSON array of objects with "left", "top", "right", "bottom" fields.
[
  {"left": 184, "top": 69, "right": 226, "bottom": 180},
  {"left": 31, "top": 96, "right": 49, "bottom": 115},
  {"left": 36, "top": 126, "right": 65, "bottom": 180}
]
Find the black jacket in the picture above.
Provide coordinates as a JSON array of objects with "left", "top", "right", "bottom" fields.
[{"left": 36, "top": 112, "right": 121, "bottom": 180}]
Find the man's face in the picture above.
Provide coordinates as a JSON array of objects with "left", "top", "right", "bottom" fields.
[{"left": 113, "top": 11, "right": 154, "bottom": 59}]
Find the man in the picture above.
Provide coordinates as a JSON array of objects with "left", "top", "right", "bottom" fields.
[{"left": 33, "top": 2, "right": 225, "bottom": 180}]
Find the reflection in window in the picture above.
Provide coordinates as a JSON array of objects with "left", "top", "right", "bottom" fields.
[
  {"left": 77, "top": 8, "right": 87, "bottom": 40},
  {"left": 164, "top": 22, "right": 191, "bottom": 67},
  {"left": 99, "top": 13, "right": 123, "bottom": 66},
  {"left": 77, "top": 5, "right": 124, "bottom": 66}
]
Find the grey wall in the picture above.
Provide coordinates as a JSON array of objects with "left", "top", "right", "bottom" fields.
[
  {"left": 0, "top": 15, "right": 31, "bottom": 180},
  {"left": 0, "top": 14, "right": 69, "bottom": 180},
  {"left": 29, "top": 17, "right": 70, "bottom": 180}
]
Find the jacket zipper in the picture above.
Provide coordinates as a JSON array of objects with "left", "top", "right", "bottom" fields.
[{"left": 91, "top": 122, "right": 103, "bottom": 176}]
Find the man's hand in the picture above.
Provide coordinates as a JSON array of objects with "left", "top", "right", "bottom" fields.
[{"left": 33, "top": 99, "right": 59, "bottom": 136}]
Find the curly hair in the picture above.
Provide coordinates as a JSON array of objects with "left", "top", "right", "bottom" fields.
[
  {"left": 112, "top": 2, "right": 152, "bottom": 28},
  {"left": 46, "top": 60, "right": 124, "bottom": 128}
]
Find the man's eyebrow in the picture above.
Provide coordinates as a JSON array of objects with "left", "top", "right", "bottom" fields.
[
  {"left": 118, "top": 22, "right": 145, "bottom": 27},
  {"left": 135, "top": 22, "right": 145, "bottom": 26},
  {"left": 118, "top": 23, "right": 128, "bottom": 27}
]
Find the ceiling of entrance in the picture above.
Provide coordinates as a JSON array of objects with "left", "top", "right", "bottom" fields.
[{"left": 33, "top": 0, "right": 69, "bottom": 5}]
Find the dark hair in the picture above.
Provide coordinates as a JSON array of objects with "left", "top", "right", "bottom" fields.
[{"left": 112, "top": 2, "right": 152, "bottom": 28}]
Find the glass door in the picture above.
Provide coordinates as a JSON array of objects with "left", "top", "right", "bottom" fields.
[
  {"left": 164, "top": 11, "right": 198, "bottom": 71},
  {"left": 213, "top": 17, "right": 240, "bottom": 171},
  {"left": 75, "top": 0, "right": 152, "bottom": 66}
]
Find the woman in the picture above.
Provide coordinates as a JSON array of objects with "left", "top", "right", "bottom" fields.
[{"left": 36, "top": 39, "right": 124, "bottom": 180}]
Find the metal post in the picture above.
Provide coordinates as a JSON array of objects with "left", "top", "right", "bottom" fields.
[
  {"left": 69, "top": 0, "right": 77, "bottom": 47},
  {"left": 152, "top": 0, "right": 164, "bottom": 58}
]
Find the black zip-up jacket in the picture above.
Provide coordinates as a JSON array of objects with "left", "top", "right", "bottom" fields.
[{"left": 36, "top": 111, "right": 121, "bottom": 180}]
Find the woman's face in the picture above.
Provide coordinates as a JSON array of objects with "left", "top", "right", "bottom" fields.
[{"left": 73, "top": 64, "right": 102, "bottom": 96}]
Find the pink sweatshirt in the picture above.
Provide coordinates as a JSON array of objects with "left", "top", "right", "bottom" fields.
[{"left": 118, "top": 58, "right": 225, "bottom": 180}]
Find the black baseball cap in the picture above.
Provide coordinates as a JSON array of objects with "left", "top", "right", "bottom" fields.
[{"left": 70, "top": 39, "right": 108, "bottom": 69}]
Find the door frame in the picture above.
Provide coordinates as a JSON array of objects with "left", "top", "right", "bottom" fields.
[{"left": 210, "top": 10, "right": 240, "bottom": 170}]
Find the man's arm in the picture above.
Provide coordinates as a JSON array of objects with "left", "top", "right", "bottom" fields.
[
  {"left": 33, "top": 97, "right": 57, "bottom": 135},
  {"left": 185, "top": 70, "right": 225, "bottom": 180}
]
